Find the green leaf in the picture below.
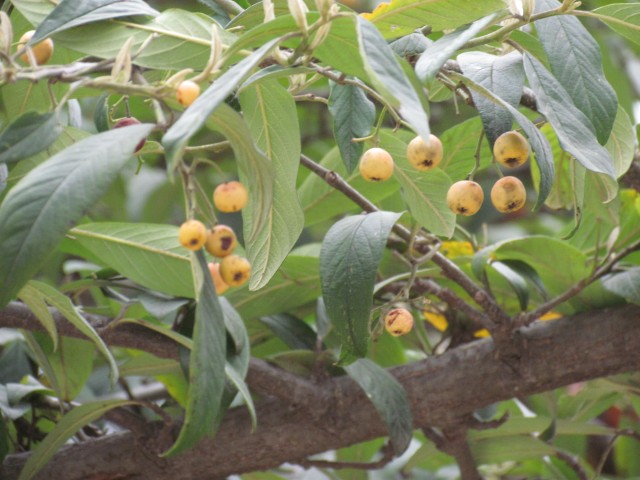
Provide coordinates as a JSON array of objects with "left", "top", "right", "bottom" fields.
[
  {"left": 206, "top": 104, "right": 274, "bottom": 246},
  {"left": 162, "top": 38, "right": 281, "bottom": 173},
  {"left": 260, "top": 314, "right": 318, "bottom": 351},
  {"left": 238, "top": 80, "right": 304, "bottom": 290},
  {"left": 163, "top": 249, "right": 226, "bottom": 456},
  {"left": 363, "top": 0, "right": 506, "bottom": 39},
  {"left": 523, "top": 53, "right": 617, "bottom": 181},
  {"left": 416, "top": 14, "right": 499, "bottom": 82},
  {"left": 602, "top": 268, "right": 640, "bottom": 304},
  {"left": 17, "top": 283, "right": 58, "bottom": 351},
  {"left": 328, "top": 82, "right": 376, "bottom": 174},
  {"left": 0, "top": 123, "right": 153, "bottom": 307},
  {"left": 17, "top": 399, "right": 139, "bottom": 480},
  {"left": 344, "top": 359, "right": 413, "bottom": 454},
  {"left": 497, "top": 259, "right": 548, "bottom": 301},
  {"left": 605, "top": 106, "right": 636, "bottom": 178},
  {"left": 593, "top": 4, "right": 640, "bottom": 47},
  {"left": 320, "top": 211, "right": 402, "bottom": 363},
  {"left": 0, "top": 112, "right": 62, "bottom": 164},
  {"left": 439, "top": 116, "right": 492, "bottom": 181},
  {"left": 490, "top": 261, "right": 529, "bottom": 311},
  {"left": 471, "top": 435, "right": 555, "bottom": 464},
  {"left": 357, "top": 16, "right": 430, "bottom": 142},
  {"left": 32, "top": 0, "right": 159, "bottom": 43},
  {"left": 534, "top": 0, "right": 617, "bottom": 144},
  {"left": 457, "top": 51, "right": 525, "bottom": 146},
  {"left": 69, "top": 222, "right": 194, "bottom": 298}
]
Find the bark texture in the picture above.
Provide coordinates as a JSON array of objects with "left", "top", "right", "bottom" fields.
[{"left": 1, "top": 303, "right": 640, "bottom": 479}]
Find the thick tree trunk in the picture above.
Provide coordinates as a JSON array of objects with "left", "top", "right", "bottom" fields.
[{"left": 1, "top": 304, "right": 639, "bottom": 479}]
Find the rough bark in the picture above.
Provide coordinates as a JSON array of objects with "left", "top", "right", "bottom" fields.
[{"left": 1, "top": 303, "right": 640, "bottom": 479}]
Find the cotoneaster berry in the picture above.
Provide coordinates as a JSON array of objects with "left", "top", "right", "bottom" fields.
[
  {"left": 213, "top": 181, "right": 249, "bottom": 213},
  {"left": 358, "top": 147, "right": 394, "bottom": 182},
  {"left": 208, "top": 262, "right": 229, "bottom": 295},
  {"left": 219, "top": 254, "right": 251, "bottom": 287},
  {"left": 113, "top": 117, "right": 146, "bottom": 153},
  {"left": 176, "top": 80, "right": 201, "bottom": 107},
  {"left": 384, "top": 308, "right": 414, "bottom": 336},
  {"left": 491, "top": 176, "right": 526, "bottom": 213},
  {"left": 18, "top": 30, "right": 54, "bottom": 65},
  {"left": 493, "top": 131, "right": 530, "bottom": 168},
  {"left": 447, "top": 180, "right": 484, "bottom": 216},
  {"left": 407, "top": 134, "right": 443, "bottom": 171},
  {"left": 178, "top": 220, "right": 207, "bottom": 251},
  {"left": 205, "top": 225, "right": 237, "bottom": 258}
]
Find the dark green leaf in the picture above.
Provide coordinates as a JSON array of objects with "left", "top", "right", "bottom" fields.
[
  {"left": 523, "top": 53, "right": 616, "bottom": 180},
  {"left": 498, "top": 259, "right": 548, "bottom": 301},
  {"left": 163, "top": 249, "right": 226, "bottom": 456},
  {"left": 0, "top": 123, "right": 154, "bottom": 307},
  {"left": 344, "top": 359, "right": 412, "bottom": 454},
  {"left": 260, "top": 314, "right": 317, "bottom": 351},
  {"left": 0, "top": 112, "right": 62, "bottom": 164},
  {"left": 534, "top": 0, "right": 617, "bottom": 144},
  {"left": 32, "top": 0, "right": 159, "bottom": 43},
  {"left": 490, "top": 261, "right": 529, "bottom": 311},
  {"left": 94, "top": 93, "right": 110, "bottom": 133},
  {"left": 320, "top": 211, "right": 402, "bottom": 363},
  {"left": 162, "top": 38, "right": 281, "bottom": 173},
  {"left": 593, "top": 4, "right": 640, "bottom": 47},
  {"left": 328, "top": 82, "right": 376, "bottom": 174},
  {"left": 602, "top": 268, "right": 640, "bottom": 304},
  {"left": 457, "top": 51, "right": 524, "bottom": 146}
]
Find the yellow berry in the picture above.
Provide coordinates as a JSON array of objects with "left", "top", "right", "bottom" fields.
[
  {"left": 213, "top": 181, "right": 249, "bottom": 213},
  {"left": 219, "top": 254, "right": 251, "bottom": 287},
  {"left": 406, "top": 134, "right": 443, "bottom": 171},
  {"left": 178, "top": 220, "right": 207, "bottom": 251},
  {"left": 207, "top": 262, "right": 229, "bottom": 295},
  {"left": 204, "top": 225, "right": 238, "bottom": 258},
  {"left": 490, "top": 176, "right": 526, "bottom": 213},
  {"left": 493, "top": 131, "right": 529, "bottom": 168},
  {"left": 18, "top": 30, "right": 54, "bottom": 65},
  {"left": 176, "top": 80, "right": 201, "bottom": 107},
  {"left": 358, "top": 147, "right": 394, "bottom": 182},
  {"left": 447, "top": 180, "right": 484, "bottom": 216},
  {"left": 384, "top": 308, "right": 414, "bottom": 336}
]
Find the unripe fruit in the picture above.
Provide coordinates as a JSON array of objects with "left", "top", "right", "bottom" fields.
[
  {"left": 207, "top": 262, "right": 229, "bottom": 295},
  {"left": 113, "top": 117, "right": 146, "bottom": 153},
  {"left": 407, "top": 134, "right": 443, "bottom": 171},
  {"left": 204, "top": 224, "right": 237, "bottom": 258},
  {"left": 490, "top": 176, "right": 526, "bottom": 213},
  {"left": 384, "top": 308, "right": 414, "bottom": 336},
  {"left": 358, "top": 147, "right": 394, "bottom": 182},
  {"left": 213, "top": 181, "right": 248, "bottom": 213},
  {"left": 447, "top": 180, "right": 484, "bottom": 216},
  {"left": 18, "top": 30, "right": 54, "bottom": 65},
  {"left": 219, "top": 254, "right": 251, "bottom": 287},
  {"left": 176, "top": 80, "right": 201, "bottom": 107},
  {"left": 493, "top": 131, "right": 529, "bottom": 168},
  {"left": 178, "top": 220, "right": 207, "bottom": 251}
]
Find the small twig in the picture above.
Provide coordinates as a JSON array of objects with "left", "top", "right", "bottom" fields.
[
  {"left": 556, "top": 449, "right": 588, "bottom": 480},
  {"left": 423, "top": 425, "right": 482, "bottom": 480}
]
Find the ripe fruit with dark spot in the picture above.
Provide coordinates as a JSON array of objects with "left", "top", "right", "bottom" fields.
[
  {"left": 213, "top": 181, "right": 248, "bottom": 213},
  {"left": 447, "top": 180, "right": 484, "bottom": 216},
  {"left": 208, "top": 262, "right": 229, "bottom": 294},
  {"left": 491, "top": 176, "right": 526, "bottom": 213},
  {"left": 178, "top": 220, "right": 207, "bottom": 251},
  {"left": 384, "top": 308, "right": 414, "bottom": 336},
  {"left": 219, "top": 254, "right": 251, "bottom": 287},
  {"left": 205, "top": 225, "right": 237, "bottom": 258},
  {"left": 407, "top": 134, "right": 443, "bottom": 171},
  {"left": 358, "top": 147, "right": 394, "bottom": 182},
  {"left": 113, "top": 117, "right": 146, "bottom": 153},
  {"left": 493, "top": 131, "right": 529, "bottom": 168},
  {"left": 18, "top": 30, "right": 54, "bottom": 65},
  {"left": 176, "top": 80, "right": 201, "bottom": 107}
]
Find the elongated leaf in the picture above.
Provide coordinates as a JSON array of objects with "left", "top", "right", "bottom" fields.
[
  {"left": 471, "top": 435, "right": 555, "bottom": 464},
  {"left": 32, "top": 0, "right": 158, "bottom": 43},
  {"left": 416, "top": 14, "right": 498, "bottom": 82},
  {"left": 328, "top": 82, "right": 376, "bottom": 174},
  {"left": 17, "top": 400, "right": 139, "bottom": 480},
  {"left": 606, "top": 106, "right": 636, "bottom": 178},
  {"left": 69, "top": 222, "right": 194, "bottom": 298},
  {"left": 344, "top": 359, "right": 413, "bottom": 454},
  {"left": 439, "top": 116, "right": 492, "bottom": 181},
  {"left": 238, "top": 80, "right": 303, "bottom": 290},
  {"left": 490, "top": 261, "right": 529, "bottom": 311},
  {"left": 224, "top": 362, "right": 257, "bottom": 429},
  {"left": 0, "top": 112, "right": 62, "bottom": 164},
  {"left": 17, "top": 283, "right": 58, "bottom": 350},
  {"left": 362, "top": 0, "right": 506, "bottom": 39},
  {"left": 593, "top": 4, "right": 640, "bottom": 47},
  {"left": 534, "top": 0, "right": 617, "bottom": 144},
  {"left": 357, "top": 17, "right": 430, "bottom": 142},
  {"left": 163, "top": 38, "right": 280, "bottom": 172},
  {"left": 602, "top": 268, "right": 640, "bottom": 304},
  {"left": 260, "top": 314, "right": 317, "bottom": 351},
  {"left": 118, "top": 318, "right": 193, "bottom": 349},
  {"left": 163, "top": 249, "right": 226, "bottom": 456},
  {"left": 320, "top": 211, "right": 402, "bottom": 363},
  {"left": 457, "top": 51, "right": 525, "bottom": 146},
  {"left": 0, "top": 123, "right": 153, "bottom": 307},
  {"left": 523, "top": 53, "right": 616, "bottom": 180},
  {"left": 206, "top": 104, "right": 274, "bottom": 245}
]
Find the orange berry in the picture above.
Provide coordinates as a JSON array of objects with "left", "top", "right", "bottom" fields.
[
  {"left": 490, "top": 176, "right": 526, "bottom": 213},
  {"left": 18, "top": 30, "right": 54, "bottom": 65},
  {"left": 178, "top": 220, "right": 207, "bottom": 251},
  {"left": 358, "top": 147, "right": 394, "bottom": 182},
  {"left": 176, "top": 80, "right": 201, "bottom": 107},
  {"left": 493, "top": 131, "right": 530, "bottom": 168},
  {"left": 204, "top": 225, "right": 238, "bottom": 258},
  {"left": 219, "top": 254, "right": 251, "bottom": 287},
  {"left": 207, "top": 262, "right": 229, "bottom": 295},
  {"left": 407, "top": 134, "right": 443, "bottom": 171},
  {"left": 213, "top": 181, "right": 248, "bottom": 213},
  {"left": 446, "top": 180, "right": 484, "bottom": 216},
  {"left": 384, "top": 308, "right": 414, "bottom": 336}
]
